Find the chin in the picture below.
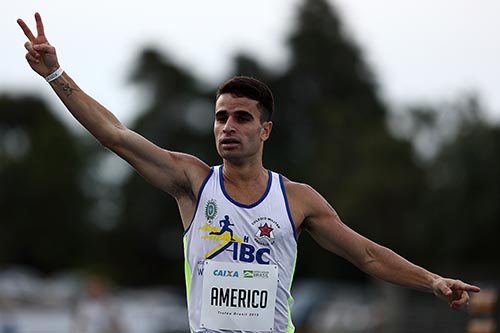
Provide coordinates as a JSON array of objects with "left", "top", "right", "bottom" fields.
[
  {"left": 220, "top": 152, "right": 240, "bottom": 160},
  {"left": 219, "top": 151, "right": 244, "bottom": 164}
]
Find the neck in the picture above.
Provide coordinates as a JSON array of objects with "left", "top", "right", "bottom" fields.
[
  {"left": 220, "top": 160, "right": 270, "bottom": 205},
  {"left": 222, "top": 159, "right": 267, "bottom": 183}
]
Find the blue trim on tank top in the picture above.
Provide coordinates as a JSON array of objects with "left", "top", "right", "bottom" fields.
[
  {"left": 219, "top": 164, "right": 272, "bottom": 208},
  {"left": 183, "top": 167, "right": 214, "bottom": 236},
  {"left": 279, "top": 174, "right": 298, "bottom": 242}
]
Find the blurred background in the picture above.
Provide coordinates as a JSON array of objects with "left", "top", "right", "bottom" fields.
[{"left": 1, "top": 0, "right": 499, "bottom": 332}]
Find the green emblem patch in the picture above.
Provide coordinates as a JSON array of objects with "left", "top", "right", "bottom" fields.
[{"left": 205, "top": 199, "right": 218, "bottom": 223}]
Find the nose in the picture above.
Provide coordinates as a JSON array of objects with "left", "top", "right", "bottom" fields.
[{"left": 222, "top": 116, "right": 236, "bottom": 133}]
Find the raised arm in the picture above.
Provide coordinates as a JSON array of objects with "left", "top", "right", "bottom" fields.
[
  {"left": 288, "top": 182, "right": 480, "bottom": 309},
  {"left": 17, "top": 13, "right": 210, "bottom": 213}
]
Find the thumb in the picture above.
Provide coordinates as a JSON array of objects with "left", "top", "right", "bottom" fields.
[
  {"left": 32, "top": 43, "right": 59, "bottom": 71},
  {"left": 33, "top": 43, "right": 54, "bottom": 53},
  {"left": 441, "top": 284, "right": 452, "bottom": 296},
  {"left": 432, "top": 279, "right": 453, "bottom": 298}
]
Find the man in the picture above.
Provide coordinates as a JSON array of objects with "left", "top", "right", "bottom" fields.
[{"left": 18, "top": 13, "right": 480, "bottom": 333}]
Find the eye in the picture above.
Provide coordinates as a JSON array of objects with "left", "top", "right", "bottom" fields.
[
  {"left": 215, "top": 114, "right": 228, "bottom": 123},
  {"left": 237, "top": 114, "right": 252, "bottom": 122}
]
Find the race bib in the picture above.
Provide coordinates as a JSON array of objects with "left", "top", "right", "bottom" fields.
[{"left": 200, "top": 260, "right": 278, "bottom": 331}]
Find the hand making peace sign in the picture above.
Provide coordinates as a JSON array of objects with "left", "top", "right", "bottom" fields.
[{"left": 17, "top": 12, "right": 60, "bottom": 77}]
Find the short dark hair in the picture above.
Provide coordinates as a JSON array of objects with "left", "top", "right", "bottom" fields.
[{"left": 216, "top": 76, "right": 274, "bottom": 122}]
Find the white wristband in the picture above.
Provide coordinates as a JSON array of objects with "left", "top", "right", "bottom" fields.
[{"left": 45, "top": 67, "right": 64, "bottom": 82}]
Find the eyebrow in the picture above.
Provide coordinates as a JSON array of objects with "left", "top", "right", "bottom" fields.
[{"left": 215, "top": 110, "right": 254, "bottom": 118}]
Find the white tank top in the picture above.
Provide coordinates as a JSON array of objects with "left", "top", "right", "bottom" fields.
[{"left": 183, "top": 165, "right": 298, "bottom": 333}]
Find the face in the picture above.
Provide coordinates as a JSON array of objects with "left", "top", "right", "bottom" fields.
[{"left": 214, "top": 94, "right": 272, "bottom": 164}]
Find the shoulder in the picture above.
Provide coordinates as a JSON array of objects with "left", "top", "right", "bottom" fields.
[
  {"left": 280, "top": 176, "right": 316, "bottom": 199},
  {"left": 280, "top": 176, "right": 333, "bottom": 230}
]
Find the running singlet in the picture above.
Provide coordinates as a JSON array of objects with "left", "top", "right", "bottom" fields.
[{"left": 183, "top": 165, "right": 298, "bottom": 333}]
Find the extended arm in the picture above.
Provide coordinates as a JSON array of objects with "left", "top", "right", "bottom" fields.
[
  {"left": 292, "top": 183, "right": 480, "bottom": 309},
  {"left": 17, "top": 13, "right": 209, "bottom": 210}
]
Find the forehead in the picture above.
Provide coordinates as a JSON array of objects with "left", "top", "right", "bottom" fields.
[{"left": 215, "top": 93, "right": 260, "bottom": 114}]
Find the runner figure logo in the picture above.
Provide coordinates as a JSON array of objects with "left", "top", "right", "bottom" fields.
[{"left": 209, "top": 215, "right": 235, "bottom": 241}]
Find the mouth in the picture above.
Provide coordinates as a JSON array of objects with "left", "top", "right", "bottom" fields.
[{"left": 220, "top": 138, "right": 240, "bottom": 147}]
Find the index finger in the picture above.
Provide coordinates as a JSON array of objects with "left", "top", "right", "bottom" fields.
[
  {"left": 17, "top": 18, "right": 35, "bottom": 41},
  {"left": 455, "top": 281, "right": 481, "bottom": 293},
  {"left": 35, "top": 12, "right": 45, "bottom": 37}
]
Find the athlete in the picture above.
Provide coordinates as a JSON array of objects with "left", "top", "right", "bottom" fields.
[{"left": 18, "top": 13, "right": 480, "bottom": 333}]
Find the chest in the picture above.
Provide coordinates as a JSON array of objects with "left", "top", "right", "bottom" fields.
[
  {"left": 190, "top": 171, "right": 294, "bottom": 255},
  {"left": 222, "top": 179, "right": 268, "bottom": 206}
]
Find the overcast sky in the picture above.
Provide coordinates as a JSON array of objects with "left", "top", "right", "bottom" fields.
[{"left": 3, "top": 0, "right": 499, "bottom": 128}]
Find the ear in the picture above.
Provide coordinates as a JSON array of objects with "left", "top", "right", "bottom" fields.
[{"left": 261, "top": 121, "right": 273, "bottom": 142}]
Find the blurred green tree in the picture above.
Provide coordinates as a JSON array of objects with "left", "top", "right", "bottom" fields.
[
  {"left": 0, "top": 95, "right": 93, "bottom": 273},
  {"left": 256, "top": 0, "right": 425, "bottom": 279},
  {"left": 393, "top": 95, "right": 500, "bottom": 276}
]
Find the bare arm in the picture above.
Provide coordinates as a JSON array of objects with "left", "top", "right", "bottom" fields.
[
  {"left": 289, "top": 182, "right": 480, "bottom": 309},
  {"left": 17, "top": 13, "right": 209, "bottom": 203},
  {"left": 47, "top": 73, "right": 208, "bottom": 197}
]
